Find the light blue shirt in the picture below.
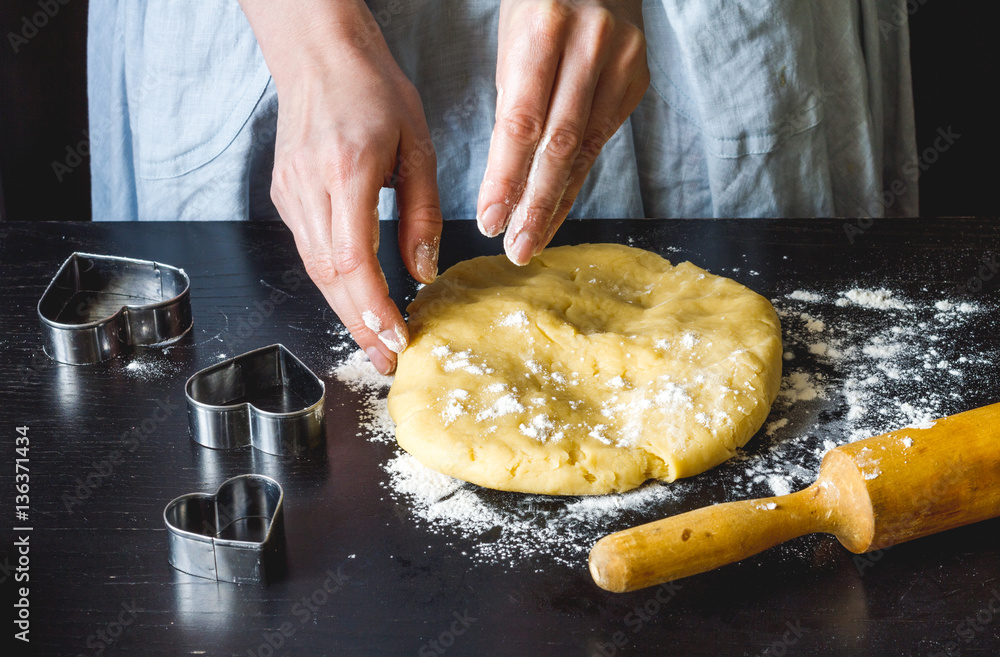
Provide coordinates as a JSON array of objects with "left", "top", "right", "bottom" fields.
[{"left": 87, "top": 0, "right": 918, "bottom": 222}]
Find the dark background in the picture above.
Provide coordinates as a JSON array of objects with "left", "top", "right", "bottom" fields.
[{"left": 0, "top": 0, "right": 996, "bottom": 222}]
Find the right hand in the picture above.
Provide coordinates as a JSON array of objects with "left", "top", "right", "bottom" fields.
[
  {"left": 476, "top": 0, "right": 649, "bottom": 265},
  {"left": 241, "top": 0, "right": 443, "bottom": 374}
]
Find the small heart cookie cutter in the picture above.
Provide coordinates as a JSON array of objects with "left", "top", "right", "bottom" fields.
[
  {"left": 185, "top": 344, "right": 326, "bottom": 456},
  {"left": 164, "top": 474, "right": 285, "bottom": 584},
  {"left": 37, "top": 252, "right": 193, "bottom": 364}
]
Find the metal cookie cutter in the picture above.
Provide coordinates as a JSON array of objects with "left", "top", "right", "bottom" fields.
[
  {"left": 38, "top": 252, "right": 192, "bottom": 364},
  {"left": 185, "top": 344, "right": 326, "bottom": 456},
  {"left": 164, "top": 474, "right": 285, "bottom": 584}
]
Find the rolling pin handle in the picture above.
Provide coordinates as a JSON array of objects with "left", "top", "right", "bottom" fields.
[{"left": 589, "top": 485, "right": 832, "bottom": 593}]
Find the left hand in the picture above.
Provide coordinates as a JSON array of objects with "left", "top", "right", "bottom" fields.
[{"left": 477, "top": 0, "right": 650, "bottom": 265}]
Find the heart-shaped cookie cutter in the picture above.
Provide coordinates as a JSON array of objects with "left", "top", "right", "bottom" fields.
[
  {"left": 185, "top": 344, "right": 326, "bottom": 456},
  {"left": 164, "top": 474, "right": 285, "bottom": 583},
  {"left": 38, "top": 252, "right": 193, "bottom": 364}
]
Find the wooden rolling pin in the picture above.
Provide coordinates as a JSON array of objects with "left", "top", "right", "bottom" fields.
[{"left": 590, "top": 402, "right": 1000, "bottom": 592}]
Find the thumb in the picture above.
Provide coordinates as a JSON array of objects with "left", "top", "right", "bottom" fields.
[{"left": 394, "top": 126, "right": 443, "bottom": 284}]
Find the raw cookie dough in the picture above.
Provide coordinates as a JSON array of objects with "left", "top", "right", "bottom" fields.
[{"left": 387, "top": 243, "right": 783, "bottom": 495}]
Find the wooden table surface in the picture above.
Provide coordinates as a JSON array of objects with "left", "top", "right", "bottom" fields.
[{"left": 1, "top": 218, "right": 999, "bottom": 657}]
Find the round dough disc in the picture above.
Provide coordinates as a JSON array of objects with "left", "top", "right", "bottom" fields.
[{"left": 388, "top": 243, "right": 782, "bottom": 495}]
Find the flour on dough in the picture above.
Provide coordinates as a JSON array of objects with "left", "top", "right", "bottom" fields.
[{"left": 388, "top": 244, "right": 783, "bottom": 495}]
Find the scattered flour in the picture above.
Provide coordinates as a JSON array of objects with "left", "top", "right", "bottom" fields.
[
  {"left": 801, "top": 314, "right": 825, "bottom": 333},
  {"left": 520, "top": 414, "right": 560, "bottom": 441},
  {"left": 836, "top": 288, "right": 910, "bottom": 310},
  {"left": 329, "top": 280, "right": 995, "bottom": 568},
  {"left": 120, "top": 355, "right": 179, "bottom": 380},
  {"left": 498, "top": 311, "right": 530, "bottom": 328},
  {"left": 332, "top": 350, "right": 395, "bottom": 443},
  {"left": 787, "top": 290, "right": 822, "bottom": 302},
  {"left": 476, "top": 393, "right": 525, "bottom": 421},
  {"left": 441, "top": 389, "right": 469, "bottom": 426},
  {"left": 862, "top": 342, "right": 903, "bottom": 359},
  {"left": 765, "top": 418, "right": 789, "bottom": 436},
  {"left": 767, "top": 474, "right": 792, "bottom": 497},
  {"left": 779, "top": 371, "right": 824, "bottom": 402}
]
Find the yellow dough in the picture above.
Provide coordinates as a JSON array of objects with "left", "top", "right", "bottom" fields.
[{"left": 387, "top": 243, "right": 782, "bottom": 495}]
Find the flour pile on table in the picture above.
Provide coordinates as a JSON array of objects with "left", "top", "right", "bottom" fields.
[
  {"left": 117, "top": 353, "right": 183, "bottom": 381},
  {"left": 332, "top": 285, "right": 996, "bottom": 568}
]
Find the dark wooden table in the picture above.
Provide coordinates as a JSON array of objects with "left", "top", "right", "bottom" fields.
[{"left": 1, "top": 219, "right": 999, "bottom": 657}]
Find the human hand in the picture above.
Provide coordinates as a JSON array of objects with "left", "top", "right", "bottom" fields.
[
  {"left": 241, "top": 0, "right": 442, "bottom": 374},
  {"left": 477, "top": 0, "right": 649, "bottom": 265}
]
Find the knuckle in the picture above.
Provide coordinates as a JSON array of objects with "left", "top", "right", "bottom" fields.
[
  {"left": 331, "top": 245, "right": 367, "bottom": 278},
  {"left": 582, "top": 6, "right": 617, "bottom": 46},
  {"left": 404, "top": 205, "right": 444, "bottom": 234},
  {"left": 270, "top": 167, "right": 290, "bottom": 200},
  {"left": 542, "top": 126, "right": 582, "bottom": 160},
  {"left": 270, "top": 155, "right": 296, "bottom": 193},
  {"left": 500, "top": 110, "right": 543, "bottom": 146},
  {"left": 322, "top": 150, "right": 364, "bottom": 185},
  {"left": 633, "top": 64, "right": 652, "bottom": 98},
  {"left": 301, "top": 252, "right": 339, "bottom": 288},
  {"left": 400, "top": 80, "right": 423, "bottom": 109},
  {"left": 526, "top": 2, "right": 568, "bottom": 39},
  {"left": 577, "top": 131, "right": 606, "bottom": 166},
  {"left": 621, "top": 25, "right": 648, "bottom": 64},
  {"left": 498, "top": 110, "right": 546, "bottom": 147},
  {"left": 269, "top": 183, "right": 284, "bottom": 210},
  {"left": 289, "top": 149, "right": 315, "bottom": 176}
]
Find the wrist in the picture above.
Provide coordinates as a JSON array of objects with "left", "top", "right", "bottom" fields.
[{"left": 239, "top": 0, "right": 389, "bottom": 86}]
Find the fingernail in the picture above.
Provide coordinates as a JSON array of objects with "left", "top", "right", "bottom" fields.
[
  {"left": 365, "top": 346, "right": 394, "bottom": 375},
  {"left": 378, "top": 326, "right": 408, "bottom": 354},
  {"left": 507, "top": 231, "right": 538, "bottom": 266},
  {"left": 415, "top": 241, "right": 438, "bottom": 283},
  {"left": 478, "top": 203, "right": 508, "bottom": 237}
]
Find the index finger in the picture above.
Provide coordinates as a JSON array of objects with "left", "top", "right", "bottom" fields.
[
  {"left": 476, "top": 10, "right": 565, "bottom": 238},
  {"left": 330, "top": 154, "right": 409, "bottom": 367}
]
